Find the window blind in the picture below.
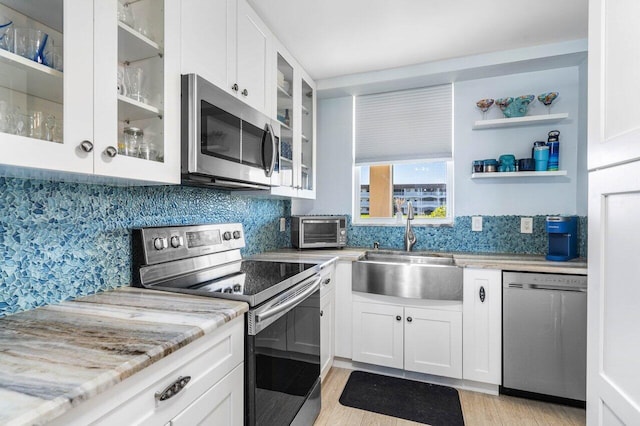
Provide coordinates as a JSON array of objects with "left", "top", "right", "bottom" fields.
[{"left": 354, "top": 84, "right": 453, "bottom": 164}]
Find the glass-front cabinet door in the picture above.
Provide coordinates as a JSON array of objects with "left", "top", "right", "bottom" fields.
[
  {"left": 299, "top": 76, "right": 315, "bottom": 197},
  {"left": 274, "top": 52, "right": 295, "bottom": 191},
  {"left": 0, "top": 0, "right": 93, "bottom": 174},
  {"left": 0, "top": 0, "right": 179, "bottom": 184},
  {"left": 93, "top": 0, "right": 180, "bottom": 184}
]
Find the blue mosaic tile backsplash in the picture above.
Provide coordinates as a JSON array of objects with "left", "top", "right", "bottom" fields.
[
  {"left": 0, "top": 176, "right": 586, "bottom": 318},
  {"left": 0, "top": 177, "right": 290, "bottom": 318},
  {"left": 347, "top": 215, "right": 587, "bottom": 257}
]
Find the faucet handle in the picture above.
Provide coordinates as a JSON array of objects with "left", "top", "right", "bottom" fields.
[{"left": 373, "top": 241, "right": 380, "bottom": 249}]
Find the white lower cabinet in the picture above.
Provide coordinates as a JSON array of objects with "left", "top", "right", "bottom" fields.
[
  {"left": 320, "top": 289, "right": 334, "bottom": 380},
  {"left": 352, "top": 296, "right": 463, "bottom": 379},
  {"left": 352, "top": 301, "right": 404, "bottom": 369},
  {"left": 50, "top": 317, "right": 244, "bottom": 426},
  {"left": 333, "top": 261, "right": 353, "bottom": 359},
  {"left": 320, "top": 262, "right": 336, "bottom": 380},
  {"left": 404, "top": 307, "right": 463, "bottom": 378},
  {"left": 462, "top": 268, "right": 502, "bottom": 385},
  {"left": 169, "top": 363, "right": 243, "bottom": 426}
]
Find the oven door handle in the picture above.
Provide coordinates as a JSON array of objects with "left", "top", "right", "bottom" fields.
[{"left": 255, "top": 275, "right": 321, "bottom": 324}]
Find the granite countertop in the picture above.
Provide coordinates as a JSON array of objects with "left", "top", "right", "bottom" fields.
[
  {"left": 0, "top": 287, "right": 249, "bottom": 426},
  {"left": 259, "top": 248, "right": 587, "bottom": 275}
]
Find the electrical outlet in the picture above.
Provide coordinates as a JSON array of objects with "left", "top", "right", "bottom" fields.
[
  {"left": 521, "top": 217, "right": 533, "bottom": 234},
  {"left": 279, "top": 217, "right": 286, "bottom": 232},
  {"left": 472, "top": 216, "right": 483, "bottom": 232}
]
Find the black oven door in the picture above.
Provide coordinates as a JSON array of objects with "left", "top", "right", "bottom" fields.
[{"left": 246, "top": 276, "right": 321, "bottom": 426}]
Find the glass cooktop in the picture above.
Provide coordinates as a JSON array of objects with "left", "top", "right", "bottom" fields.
[{"left": 190, "top": 260, "right": 317, "bottom": 304}]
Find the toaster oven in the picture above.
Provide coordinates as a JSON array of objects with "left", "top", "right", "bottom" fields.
[{"left": 291, "top": 216, "right": 347, "bottom": 249}]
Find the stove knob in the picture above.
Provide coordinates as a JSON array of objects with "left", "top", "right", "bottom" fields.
[
  {"left": 170, "top": 236, "right": 183, "bottom": 248},
  {"left": 233, "top": 231, "right": 241, "bottom": 239},
  {"left": 233, "top": 284, "right": 242, "bottom": 292},
  {"left": 223, "top": 231, "right": 232, "bottom": 241},
  {"left": 153, "top": 237, "right": 168, "bottom": 250},
  {"left": 223, "top": 287, "right": 233, "bottom": 293}
]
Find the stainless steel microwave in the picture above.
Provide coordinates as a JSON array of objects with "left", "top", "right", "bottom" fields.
[
  {"left": 181, "top": 74, "right": 280, "bottom": 190},
  {"left": 291, "top": 216, "right": 347, "bottom": 249}
]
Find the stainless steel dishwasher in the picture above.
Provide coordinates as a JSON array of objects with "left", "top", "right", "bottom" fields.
[{"left": 501, "top": 271, "right": 587, "bottom": 406}]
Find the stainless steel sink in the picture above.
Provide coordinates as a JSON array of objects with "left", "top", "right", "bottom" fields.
[
  {"left": 353, "top": 250, "right": 462, "bottom": 300},
  {"left": 361, "top": 250, "right": 456, "bottom": 265}
]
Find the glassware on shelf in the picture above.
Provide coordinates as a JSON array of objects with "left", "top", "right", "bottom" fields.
[
  {"left": 138, "top": 135, "right": 157, "bottom": 161},
  {"left": 0, "top": 15, "right": 13, "bottom": 52},
  {"left": 123, "top": 126, "right": 143, "bottom": 157},
  {"left": 44, "top": 114, "right": 56, "bottom": 141},
  {"left": 0, "top": 100, "right": 9, "bottom": 133},
  {"left": 117, "top": 1, "right": 135, "bottom": 28},
  {"left": 28, "top": 111, "right": 44, "bottom": 139},
  {"left": 124, "top": 65, "right": 148, "bottom": 103},
  {"left": 475, "top": 98, "right": 494, "bottom": 119},
  {"left": 537, "top": 92, "right": 559, "bottom": 114},
  {"left": 13, "top": 28, "right": 50, "bottom": 65}
]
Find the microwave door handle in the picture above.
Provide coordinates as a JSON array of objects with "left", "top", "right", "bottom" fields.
[{"left": 262, "top": 123, "right": 277, "bottom": 178}]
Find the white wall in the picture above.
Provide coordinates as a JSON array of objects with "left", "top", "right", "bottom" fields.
[
  {"left": 455, "top": 66, "right": 586, "bottom": 216},
  {"left": 295, "top": 67, "right": 588, "bottom": 217}
]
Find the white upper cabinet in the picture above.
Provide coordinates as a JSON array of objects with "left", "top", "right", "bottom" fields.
[
  {"left": 588, "top": 0, "right": 640, "bottom": 170},
  {"left": 235, "top": 0, "right": 270, "bottom": 113},
  {"left": 0, "top": 0, "right": 181, "bottom": 184},
  {"left": 181, "top": 0, "right": 271, "bottom": 115},
  {"left": 267, "top": 42, "right": 316, "bottom": 199},
  {"left": 94, "top": 0, "right": 181, "bottom": 184}
]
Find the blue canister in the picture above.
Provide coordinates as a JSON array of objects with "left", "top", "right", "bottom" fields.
[
  {"left": 547, "top": 141, "right": 559, "bottom": 171},
  {"left": 546, "top": 130, "right": 560, "bottom": 171}
]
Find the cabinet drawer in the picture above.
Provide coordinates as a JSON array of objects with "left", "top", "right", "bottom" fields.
[
  {"left": 170, "top": 363, "right": 244, "bottom": 426},
  {"left": 51, "top": 317, "right": 244, "bottom": 426}
]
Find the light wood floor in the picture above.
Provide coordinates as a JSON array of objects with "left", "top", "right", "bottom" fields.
[{"left": 314, "top": 367, "right": 586, "bottom": 426}]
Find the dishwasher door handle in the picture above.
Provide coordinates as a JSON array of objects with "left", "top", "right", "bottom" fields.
[
  {"left": 507, "top": 282, "right": 586, "bottom": 292},
  {"left": 530, "top": 284, "right": 587, "bottom": 292}
]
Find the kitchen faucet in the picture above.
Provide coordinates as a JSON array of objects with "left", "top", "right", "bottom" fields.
[{"left": 404, "top": 201, "right": 417, "bottom": 251}]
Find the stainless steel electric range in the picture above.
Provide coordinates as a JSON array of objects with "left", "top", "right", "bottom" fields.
[{"left": 132, "top": 223, "right": 322, "bottom": 426}]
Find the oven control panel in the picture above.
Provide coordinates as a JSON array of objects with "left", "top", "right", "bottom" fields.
[{"left": 134, "top": 223, "right": 245, "bottom": 265}]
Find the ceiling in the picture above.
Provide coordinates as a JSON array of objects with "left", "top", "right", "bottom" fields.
[{"left": 248, "top": 0, "right": 588, "bottom": 81}]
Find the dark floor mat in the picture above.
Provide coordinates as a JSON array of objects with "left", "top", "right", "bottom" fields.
[{"left": 339, "top": 371, "right": 465, "bottom": 425}]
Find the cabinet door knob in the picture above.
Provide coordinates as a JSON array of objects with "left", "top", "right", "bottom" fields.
[
  {"left": 323, "top": 278, "right": 331, "bottom": 285},
  {"left": 479, "top": 286, "right": 486, "bottom": 303},
  {"left": 241, "top": 89, "right": 248, "bottom": 96},
  {"left": 407, "top": 317, "right": 413, "bottom": 323},
  {"left": 104, "top": 146, "right": 118, "bottom": 157},
  {"left": 79, "top": 140, "right": 93, "bottom": 152},
  {"left": 231, "top": 83, "right": 239, "bottom": 92},
  {"left": 396, "top": 315, "right": 402, "bottom": 321},
  {"left": 320, "top": 310, "right": 324, "bottom": 317}
]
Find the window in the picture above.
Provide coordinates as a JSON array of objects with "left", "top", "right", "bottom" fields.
[
  {"left": 353, "top": 84, "right": 453, "bottom": 225},
  {"left": 355, "top": 160, "right": 453, "bottom": 225}
]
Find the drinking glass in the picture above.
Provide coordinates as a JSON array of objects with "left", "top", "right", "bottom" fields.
[
  {"left": 0, "top": 100, "right": 9, "bottom": 133},
  {"left": 123, "top": 126, "right": 143, "bottom": 157},
  {"left": 124, "top": 66, "right": 147, "bottom": 103},
  {"left": 117, "top": 1, "right": 135, "bottom": 28},
  {"left": 0, "top": 15, "right": 13, "bottom": 52},
  {"left": 28, "top": 111, "right": 44, "bottom": 139},
  {"left": 13, "top": 110, "right": 27, "bottom": 136}
]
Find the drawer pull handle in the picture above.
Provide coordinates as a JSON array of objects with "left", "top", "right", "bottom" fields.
[
  {"left": 155, "top": 376, "right": 191, "bottom": 402},
  {"left": 479, "top": 286, "right": 486, "bottom": 303}
]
